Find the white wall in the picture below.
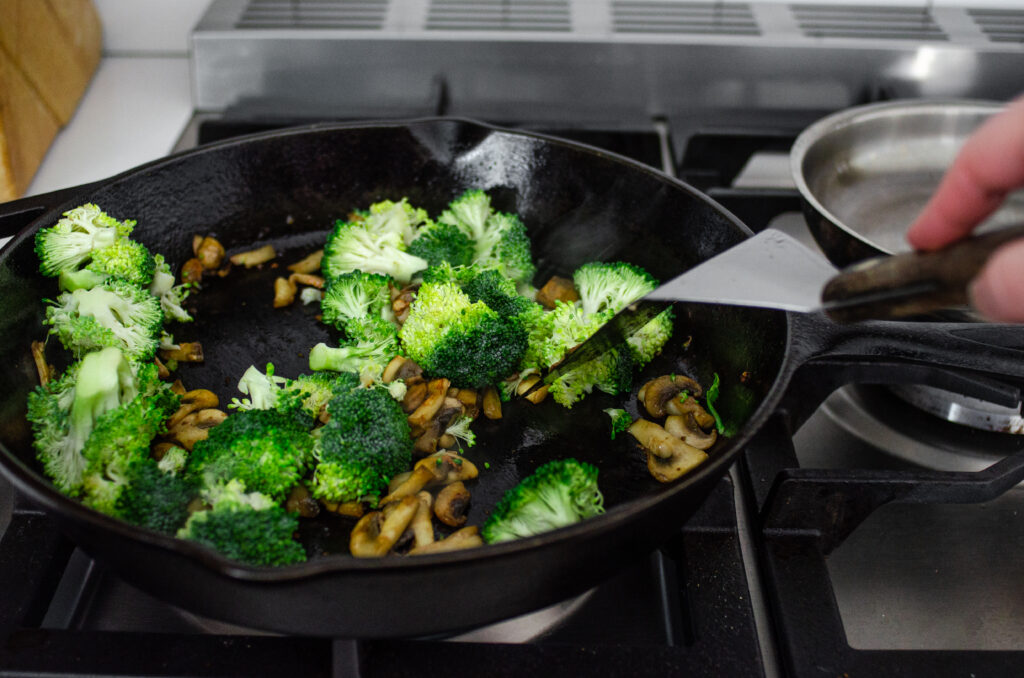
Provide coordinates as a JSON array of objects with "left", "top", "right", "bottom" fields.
[{"left": 93, "top": 0, "right": 211, "bottom": 55}]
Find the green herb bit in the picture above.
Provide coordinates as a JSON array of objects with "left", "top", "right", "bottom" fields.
[{"left": 705, "top": 372, "right": 725, "bottom": 435}]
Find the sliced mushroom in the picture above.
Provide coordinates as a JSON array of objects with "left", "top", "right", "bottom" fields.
[
  {"left": 166, "top": 408, "right": 228, "bottom": 451},
  {"left": 150, "top": 441, "right": 178, "bottom": 462},
  {"left": 285, "top": 485, "right": 320, "bottom": 518},
  {"left": 482, "top": 386, "right": 502, "bottom": 420},
  {"left": 524, "top": 384, "right": 549, "bottom": 404},
  {"left": 388, "top": 471, "right": 413, "bottom": 495},
  {"left": 411, "top": 492, "right": 435, "bottom": 549},
  {"left": 350, "top": 495, "right": 420, "bottom": 558},
  {"left": 408, "top": 526, "right": 484, "bottom": 555},
  {"left": 640, "top": 375, "right": 703, "bottom": 419},
  {"left": 668, "top": 397, "right": 716, "bottom": 429},
  {"left": 380, "top": 451, "right": 479, "bottom": 505},
  {"left": 160, "top": 342, "right": 204, "bottom": 364},
  {"left": 407, "top": 378, "right": 450, "bottom": 430},
  {"left": 196, "top": 236, "right": 226, "bottom": 270},
  {"left": 321, "top": 500, "right": 365, "bottom": 518},
  {"left": 664, "top": 414, "right": 717, "bottom": 450},
  {"left": 401, "top": 381, "right": 428, "bottom": 413},
  {"left": 192, "top": 234, "right": 203, "bottom": 256},
  {"left": 382, "top": 356, "right": 409, "bottom": 383},
  {"left": 273, "top": 276, "right": 298, "bottom": 308},
  {"left": 288, "top": 272, "right": 324, "bottom": 289},
  {"left": 434, "top": 481, "right": 471, "bottom": 527},
  {"left": 287, "top": 249, "right": 324, "bottom": 274},
  {"left": 181, "top": 257, "right": 204, "bottom": 285},
  {"left": 628, "top": 419, "right": 708, "bottom": 482},
  {"left": 413, "top": 419, "right": 443, "bottom": 456},
  {"left": 167, "top": 389, "right": 219, "bottom": 429},
  {"left": 169, "top": 379, "right": 186, "bottom": 396},
  {"left": 31, "top": 341, "right": 52, "bottom": 386},
  {"left": 535, "top": 276, "right": 579, "bottom": 309},
  {"left": 229, "top": 244, "right": 276, "bottom": 268}
]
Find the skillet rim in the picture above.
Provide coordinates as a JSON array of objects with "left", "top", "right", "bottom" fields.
[{"left": 0, "top": 116, "right": 789, "bottom": 581}]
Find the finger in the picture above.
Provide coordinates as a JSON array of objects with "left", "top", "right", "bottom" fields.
[
  {"left": 968, "top": 238, "right": 1024, "bottom": 322},
  {"left": 907, "top": 95, "right": 1024, "bottom": 251}
]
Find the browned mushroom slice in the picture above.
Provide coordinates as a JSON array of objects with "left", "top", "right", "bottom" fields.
[
  {"left": 287, "top": 249, "right": 324, "bottom": 274},
  {"left": 196, "top": 236, "right": 226, "bottom": 270},
  {"left": 535, "top": 276, "right": 579, "bottom": 309},
  {"left": 166, "top": 408, "right": 227, "bottom": 451},
  {"left": 640, "top": 375, "right": 703, "bottom": 419},
  {"left": 284, "top": 485, "right": 320, "bottom": 518},
  {"left": 664, "top": 414, "right": 717, "bottom": 450},
  {"left": 407, "top": 378, "right": 450, "bottom": 430},
  {"left": 380, "top": 451, "right": 479, "bottom": 505},
  {"left": 167, "top": 389, "right": 219, "bottom": 429},
  {"left": 411, "top": 492, "right": 435, "bottom": 548},
  {"left": 230, "top": 244, "right": 276, "bottom": 268},
  {"left": 668, "top": 397, "right": 716, "bottom": 429},
  {"left": 350, "top": 495, "right": 420, "bottom": 558},
  {"left": 482, "top": 386, "right": 502, "bottom": 420},
  {"left": 321, "top": 500, "right": 365, "bottom": 518},
  {"left": 160, "top": 342, "right": 204, "bottom": 363},
  {"left": 288, "top": 272, "right": 324, "bottom": 290},
  {"left": 180, "top": 257, "right": 204, "bottom": 285},
  {"left": 408, "top": 526, "right": 484, "bottom": 555},
  {"left": 273, "top": 276, "right": 298, "bottom": 308},
  {"left": 30, "top": 341, "right": 52, "bottom": 386},
  {"left": 400, "top": 381, "right": 428, "bottom": 413},
  {"left": 382, "top": 356, "right": 409, "bottom": 383},
  {"left": 434, "top": 481, "right": 471, "bottom": 527},
  {"left": 628, "top": 419, "right": 708, "bottom": 482},
  {"left": 413, "top": 419, "right": 443, "bottom": 456}
]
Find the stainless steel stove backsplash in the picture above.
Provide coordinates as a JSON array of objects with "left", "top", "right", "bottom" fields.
[{"left": 192, "top": 0, "right": 1024, "bottom": 125}]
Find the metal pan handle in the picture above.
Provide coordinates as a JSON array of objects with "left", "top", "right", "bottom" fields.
[{"left": 0, "top": 182, "right": 102, "bottom": 243}]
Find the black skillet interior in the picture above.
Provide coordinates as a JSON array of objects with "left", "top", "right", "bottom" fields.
[{"left": 0, "top": 120, "right": 787, "bottom": 561}]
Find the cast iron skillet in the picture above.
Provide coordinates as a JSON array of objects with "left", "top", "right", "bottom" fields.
[{"left": 2, "top": 119, "right": 1024, "bottom": 638}]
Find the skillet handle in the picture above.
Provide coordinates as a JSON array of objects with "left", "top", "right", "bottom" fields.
[
  {"left": 822, "top": 223, "right": 1024, "bottom": 322},
  {"left": 779, "top": 312, "right": 1024, "bottom": 428},
  {"left": 0, "top": 182, "right": 102, "bottom": 243}
]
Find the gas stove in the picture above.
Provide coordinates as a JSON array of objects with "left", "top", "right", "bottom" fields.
[{"left": 3, "top": 0, "right": 1024, "bottom": 675}]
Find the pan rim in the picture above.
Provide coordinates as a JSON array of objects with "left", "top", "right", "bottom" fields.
[{"left": 0, "top": 116, "right": 787, "bottom": 582}]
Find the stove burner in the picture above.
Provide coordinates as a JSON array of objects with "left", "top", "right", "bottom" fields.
[
  {"left": 822, "top": 385, "right": 1024, "bottom": 472},
  {"left": 888, "top": 384, "right": 1024, "bottom": 434}
]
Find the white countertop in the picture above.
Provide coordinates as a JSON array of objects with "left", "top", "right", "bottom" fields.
[{"left": 26, "top": 56, "right": 194, "bottom": 198}]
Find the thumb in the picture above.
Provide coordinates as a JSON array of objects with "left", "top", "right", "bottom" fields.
[{"left": 969, "top": 238, "right": 1024, "bottom": 322}]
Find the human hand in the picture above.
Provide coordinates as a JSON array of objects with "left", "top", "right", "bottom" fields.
[{"left": 907, "top": 95, "right": 1024, "bottom": 321}]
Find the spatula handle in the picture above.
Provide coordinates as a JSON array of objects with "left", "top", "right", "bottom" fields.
[{"left": 821, "top": 223, "right": 1024, "bottom": 323}]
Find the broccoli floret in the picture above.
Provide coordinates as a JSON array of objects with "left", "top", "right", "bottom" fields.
[
  {"left": 310, "top": 383, "right": 412, "bottom": 506},
  {"left": 149, "top": 254, "right": 193, "bottom": 323},
  {"left": 482, "top": 459, "right": 605, "bottom": 544},
  {"left": 320, "top": 271, "right": 393, "bottom": 333},
  {"left": 58, "top": 268, "right": 108, "bottom": 292},
  {"left": 363, "top": 198, "right": 430, "bottom": 247},
  {"left": 177, "top": 479, "right": 306, "bottom": 567},
  {"left": 228, "top": 363, "right": 286, "bottom": 411},
  {"left": 626, "top": 307, "right": 674, "bottom": 366},
  {"left": 25, "top": 347, "right": 139, "bottom": 494},
  {"left": 321, "top": 220, "right": 428, "bottom": 284},
  {"left": 603, "top": 408, "right": 633, "bottom": 440},
  {"left": 549, "top": 346, "right": 635, "bottom": 408},
  {"left": 78, "top": 372, "right": 181, "bottom": 513},
  {"left": 86, "top": 238, "right": 156, "bottom": 287},
  {"left": 521, "top": 300, "right": 609, "bottom": 372},
  {"left": 460, "top": 267, "right": 539, "bottom": 318},
  {"left": 308, "top": 330, "right": 400, "bottom": 384},
  {"left": 187, "top": 408, "right": 315, "bottom": 502},
  {"left": 398, "top": 281, "right": 527, "bottom": 388},
  {"left": 573, "top": 261, "right": 657, "bottom": 316},
  {"left": 115, "top": 457, "right": 195, "bottom": 534},
  {"left": 34, "top": 204, "right": 136, "bottom": 277},
  {"left": 408, "top": 221, "right": 476, "bottom": 268},
  {"left": 276, "top": 371, "right": 346, "bottom": 421},
  {"left": 45, "top": 278, "right": 163, "bottom": 361},
  {"left": 438, "top": 190, "right": 536, "bottom": 284}
]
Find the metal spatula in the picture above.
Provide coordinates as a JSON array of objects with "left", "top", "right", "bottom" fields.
[{"left": 539, "top": 224, "right": 1024, "bottom": 387}]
